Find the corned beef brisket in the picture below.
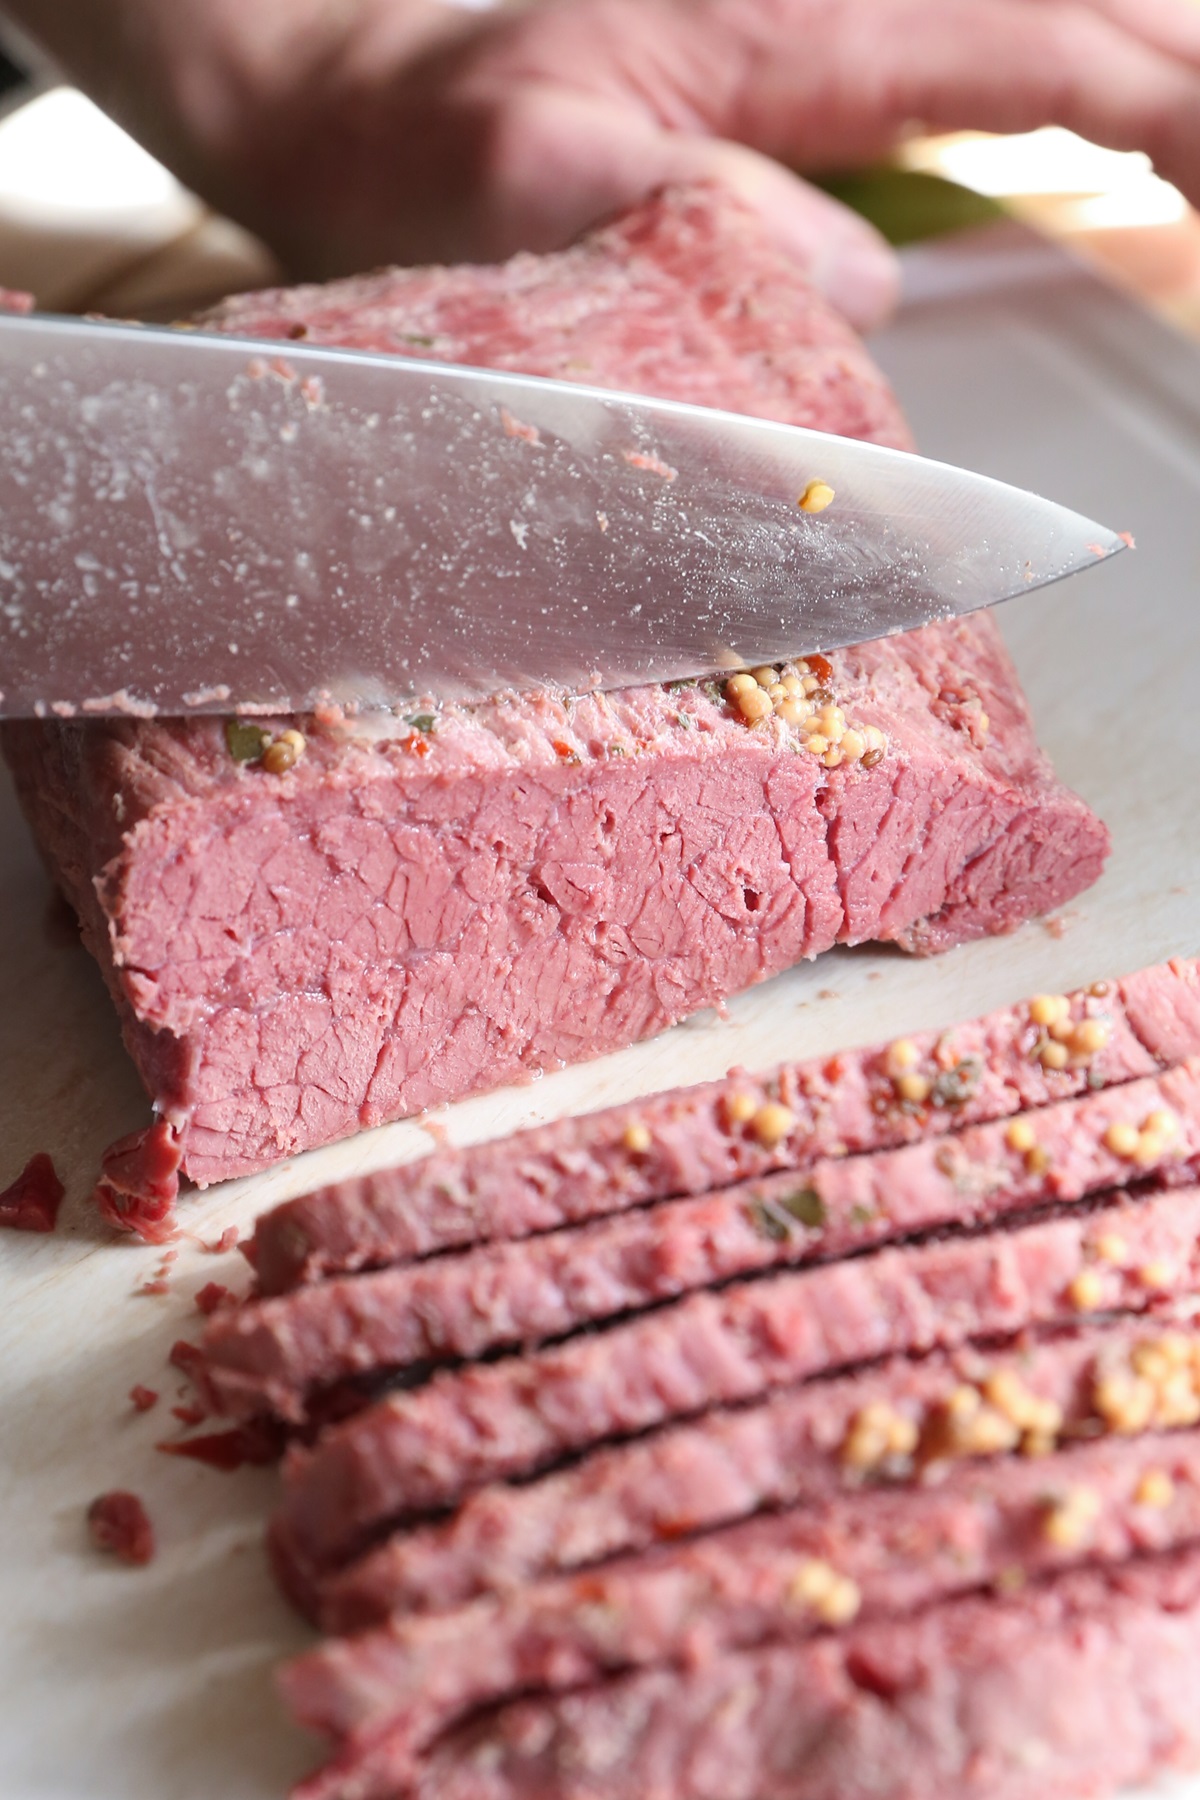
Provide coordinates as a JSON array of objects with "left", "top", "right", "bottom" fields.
[
  {"left": 0, "top": 186, "right": 1108, "bottom": 1186},
  {"left": 168, "top": 957, "right": 1200, "bottom": 1800}
]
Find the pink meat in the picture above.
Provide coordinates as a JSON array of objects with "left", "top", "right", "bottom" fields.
[
  {"left": 1, "top": 186, "right": 1108, "bottom": 1194},
  {"left": 308, "top": 1315, "right": 1199, "bottom": 1626},
  {"left": 273, "top": 1183, "right": 1200, "bottom": 1569},
  {"left": 248, "top": 959, "right": 1198, "bottom": 1292},
  {"left": 201, "top": 1059, "right": 1200, "bottom": 1423},
  {"left": 281, "top": 1428, "right": 1200, "bottom": 1776},
  {"left": 397, "top": 1546, "right": 1200, "bottom": 1800}
]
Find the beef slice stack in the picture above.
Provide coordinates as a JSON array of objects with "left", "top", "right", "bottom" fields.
[
  {"left": 1, "top": 185, "right": 1108, "bottom": 1197},
  {"left": 185, "top": 956, "right": 1200, "bottom": 1800}
]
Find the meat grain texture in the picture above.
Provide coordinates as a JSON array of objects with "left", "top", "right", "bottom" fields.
[
  {"left": 2, "top": 186, "right": 1107, "bottom": 1189},
  {"left": 196, "top": 958, "right": 1200, "bottom": 1800}
]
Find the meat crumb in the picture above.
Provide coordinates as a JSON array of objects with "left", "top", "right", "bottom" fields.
[
  {"left": 157, "top": 1420, "right": 284, "bottom": 1471},
  {"left": 129, "top": 1385, "right": 159, "bottom": 1413},
  {"left": 0, "top": 1153, "right": 65, "bottom": 1233},
  {"left": 171, "top": 1402, "right": 207, "bottom": 1427},
  {"left": 195, "top": 1280, "right": 232, "bottom": 1316},
  {"left": 91, "top": 1121, "right": 183, "bottom": 1243},
  {"left": 206, "top": 1226, "right": 240, "bottom": 1255},
  {"left": 87, "top": 1491, "right": 155, "bottom": 1565}
]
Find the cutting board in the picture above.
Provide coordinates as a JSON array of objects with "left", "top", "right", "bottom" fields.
[{"left": 3, "top": 221, "right": 1200, "bottom": 1799}]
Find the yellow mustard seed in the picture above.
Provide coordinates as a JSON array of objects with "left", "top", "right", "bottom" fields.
[
  {"left": 798, "top": 480, "right": 836, "bottom": 514},
  {"left": 1069, "top": 1269, "right": 1106, "bottom": 1312},
  {"left": 1138, "top": 1261, "right": 1174, "bottom": 1291},
  {"left": 1133, "top": 1130, "right": 1169, "bottom": 1168},
  {"left": 1029, "top": 994, "right": 1070, "bottom": 1028},
  {"left": 885, "top": 1039, "right": 921, "bottom": 1077},
  {"left": 1135, "top": 1468, "right": 1176, "bottom": 1509},
  {"left": 724, "top": 1091, "right": 759, "bottom": 1126},
  {"left": 1042, "top": 1487, "right": 1101, "bottom": 1549},
  {"left": 816, "top": 1575, "right": 862, "bottom": 1625},
  {"left": 1144, "top": 1108, "right": 1180, "bottom": 1140},
  {"left": 751, "top": 666, "right": 779, "bottom": 688},
  {"left": 804, "top": 733, "right": 829, "bottom": 756},
  {"left": 737, "top": 686, "right": 774, "bottom": 724},
  {"left": 789, "top": 1558, "right": 837, "bottom": 1606},
  {"left": 767, "top": 683, "right": 789, "bottom": 703},
  {"left": 1071, "top": 1018, "right": 1110, "bottom": 1056},
  {"left": 1104, "top": 1121, "right": 1141, "bottom": 1159},
  {"left": 885, "top": 1412, "right": 919, "bottom": 1457},
  {"left": 781, "top": 673, "right": 806, "bottom": 697},
  {"left": 840, "top": 729, "right": 866, "bottom": 763},
  {"left": 1025, "top": 1144, "right": 1050, "bottom": 1177},
  {"left": 1021, "top": 1431, "right": 1057, "bottom": 1458},
  {"left": 752, "top": 1101, "right": 795, "bottom": 1149},
  {"left": 725, "top": 672, "right": 757, "bottom": 699},
  {"left": 1037, "top": 1040, "right": 1070, "bottom": 1072},
  {"left": 622, "top": 1122, "right": 652, "bottom": 1154},
  {"left": 1157, "top": 1372, "right": 1200, "bottom": 1428},
  {"left": 1131, "top": 1342, "right": 1171, "bottom": 1382},
  {"left": 822, "top": 748, "right": 844, "bottom": 770},
  {"left": 1005, "top": 1118, "right": 1037, "bottom": 1154},
  {"left": 862, "top": 725, "right": 886, "bottom": 753},
  {"left": 777, "top": 698, "right": 812, "bottom": 728},
  {"left": 1158, "top": 1331, "right": 1194, "bottom": 1367},
  {"left": 1096, "top": 1232, "right": 1128, "bottom": 1266},
  {"left": 896, "top": 1072, "right": 932, "bottom": 1105}
]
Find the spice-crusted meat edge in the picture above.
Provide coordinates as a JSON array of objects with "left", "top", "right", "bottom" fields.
[
  {"left": 297, "top": 1314, "right": 1200, "bottom": 1627},
  {"left": 248, "top": 959, "right": 1200, "bottom": 1292},
  {"left": 339, "top": 1542, "right": 1200, "bottom": 1800},
  {"left": 200, "top": 1060, "right": 1200, "bottom": 1423},
  {"left": 273, "top": 1182, "right": 1200, "bottom": 1568},
  {"left": 280, "top": 1427, "right": 1200, "bottom": 1771}
]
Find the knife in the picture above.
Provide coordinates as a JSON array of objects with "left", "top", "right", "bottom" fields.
[{"left": 0, "top": 311, "right": 1127, "bottom": 719}]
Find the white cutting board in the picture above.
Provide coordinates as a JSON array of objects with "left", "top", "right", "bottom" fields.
[{"left": 2, "top": 222, "right": 1200, "bottom": 1800}]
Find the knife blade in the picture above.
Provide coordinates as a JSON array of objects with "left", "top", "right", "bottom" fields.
[{"left": 0, "top": 311, "right": 1127, "bottom": 719}]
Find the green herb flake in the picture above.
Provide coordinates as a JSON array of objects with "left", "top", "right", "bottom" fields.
[
  {"left": 407, "top": 714, "right": 437, "bottom": 733},
  {"left": 745, "top": 1199, "right": 792, "bottom": 1243},
  {"left": 932, "top": 1056, "right": 984, "bottom": 1108},
  {"left": 848, "top": 1202, "right": 877, "bottom": 1228},
  {"left": 225, "top": 718, "right": 269, "bottom": 763},
  {"left": 778, "top": 1187, "right": 826, "bottom": 1229},
  {"left": 401, "top": 333, "right": 437, "bottom": 347}
]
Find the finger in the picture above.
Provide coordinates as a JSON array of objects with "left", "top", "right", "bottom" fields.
[
  {"left": 485, "top": 0, "right": 1200, "bottom": 206},
  {"left": 478, "top": 83, "right": 900, "bottom": 329}
]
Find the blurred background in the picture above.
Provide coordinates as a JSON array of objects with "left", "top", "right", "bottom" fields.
[{"left": 2, "top": 33, "right": 1200, "bottom": 330}]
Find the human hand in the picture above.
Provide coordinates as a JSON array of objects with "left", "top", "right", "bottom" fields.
[{"left": 14, "top": 0, "right": 1200, "bottom": 327}]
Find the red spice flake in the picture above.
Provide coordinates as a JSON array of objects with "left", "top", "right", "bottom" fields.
[
  {"left": 157, "top": 1420, "right": 284, "bottom": 1471},
  {"left": 171, "top": 1402, "right": 207, "bottom": 1427},
  {"left": 87, "top": 1491, "right": 155, "bottom": 1565},
  {"left": 92, "top": 1121, "right": 183, "bottom": 1243},
  {"left": 169, "top": 1339, "right": 205, "bottom": 1379},
  {"left": 129, "top": 1385, "right": 159, "bottom": 1413},
  {"left": 806, "top": 652, "right": 834, "bottom": 685},
  {"left": 552, "top": 739, "right": 574, "bottom": 759},
  {"left": 398, "top": 733, "right": 432, "bottom": 757},
  {"left": 194, "top": 1280, "right": 232, "bottom": 1316},
  {"left": 206, "top": 1226, "right": 240, "bottom": 1255},
  {"left": 0, "top": 1153, "right": 65, "bottom": 1233}
]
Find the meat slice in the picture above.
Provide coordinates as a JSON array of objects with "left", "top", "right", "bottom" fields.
[
  {"left": 1, "top": 185, "right": 1108, "bottom": 1194},
  {"left": 202, "top": 1059, "right": 1200, "bottom": 1422},
  {"left": 273, "top": 1183, "right": 1200, "bottom": 1569},
  {"left": 384, "top": 1546, "right": 1200, "bottom": 1800},
  {"left": 249, "top": 959, "right": 1200, "bottom": 1292},
  {"left": 281, "top": 1429, "right": 1200, "bottom": 1776},
  {"left": 309, "top": 1314, "right": 1200, "bottom": 1625}
]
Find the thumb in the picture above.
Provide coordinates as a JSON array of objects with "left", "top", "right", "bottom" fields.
[{"left": 481, "top": 85, "right": 900, "bottom": 331}]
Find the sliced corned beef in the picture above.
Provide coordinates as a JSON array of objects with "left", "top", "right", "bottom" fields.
[
  {"left": 281, "top": 1428, "right": 1200, "bottom": 1775},
  {"left": 369, "top": 1546, "right": 1200, "bottom": 1800},
  {"left": 200, "top": 1058, "right": 1200, "bottom": 1423},
  {"left": 248, "top": 958, "right": 1200, "bottom": 1291},
  {"left": 1, "top": 185, "right": 1108, "bottom": 1193},
  {"left": 272, "top": 1182, "right": 1200, "bottom": 1569},
  {"left": 303, "top": 1315, "right": 1200, "bottom": 1626}
]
